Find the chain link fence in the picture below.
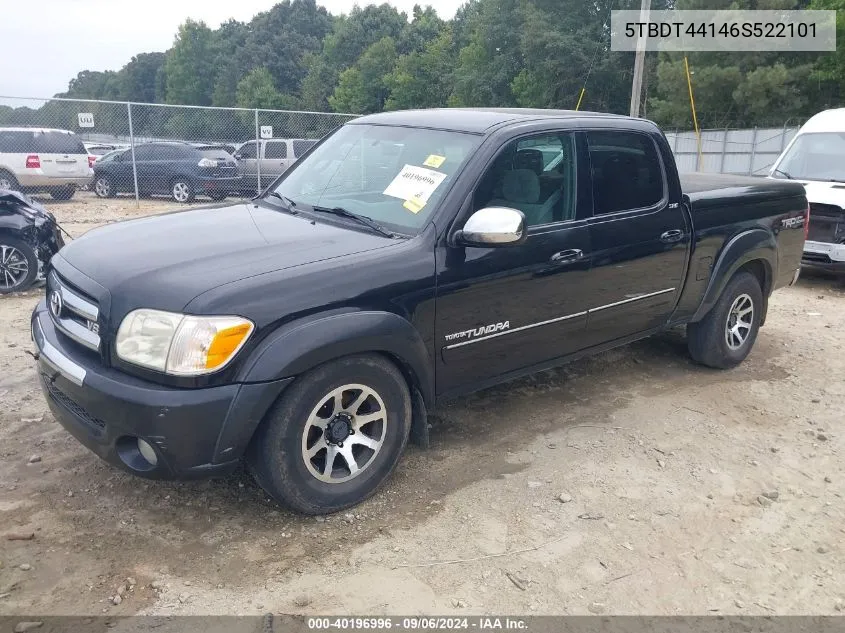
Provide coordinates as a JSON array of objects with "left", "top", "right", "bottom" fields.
[
  {"left": 664, "top": 122, "right": 804, "bottom": 176},
  {"left": 0, "top": 96, "right": 357, "bottom": 203}
]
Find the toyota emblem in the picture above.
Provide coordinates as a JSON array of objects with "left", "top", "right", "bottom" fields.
[{"left": 49, "top": 290, "right": 63, "bottom": 318}]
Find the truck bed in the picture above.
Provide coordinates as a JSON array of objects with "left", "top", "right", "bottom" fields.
[{"left": 680, "top": 173, "right": 804, "bottom": 211}]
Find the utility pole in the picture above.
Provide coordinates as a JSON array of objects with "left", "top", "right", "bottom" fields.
[{"left": 629, "top": 0, "right": 651, "bottom": 117}]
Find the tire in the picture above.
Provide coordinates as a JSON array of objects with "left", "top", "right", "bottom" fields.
[
  {"left": 0, "top": 236, "right": 38, "bottom": 294},
  {"left": 0, "top": 170, "right": 19, "bottom": 191},
  {"left": 687, "top": 271, "right": 763, "bottom": 369},
  {"left": 170, "top": 178, "right": 195, "bottom": 203},
  {"left": 50, "top": 186, "right": 75, "bottom": 200},
  {"left": 247, "top": 354, "right": 412, "bottom": 514},
  {"left": 94, "top": 176, "right": 115, "bottom": 198},
  {"left": 208, "top": 191, "right": 228, "bottom": 201}
]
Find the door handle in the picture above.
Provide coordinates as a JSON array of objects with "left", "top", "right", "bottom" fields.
[
  {"left": 549, "top": 249, "right": 583, "bottom": 264},
  {"left": 660, "top": 229, "right": 684, "bottom": 243}
]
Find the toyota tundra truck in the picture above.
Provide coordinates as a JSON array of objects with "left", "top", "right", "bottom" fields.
[{"left": 31, "top": 108, "right": 807, "bottom": 514}]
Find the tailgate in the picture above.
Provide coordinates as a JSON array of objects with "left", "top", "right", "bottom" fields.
[{"left": 34, "top": 131, "right": 89, "bottom": 178}]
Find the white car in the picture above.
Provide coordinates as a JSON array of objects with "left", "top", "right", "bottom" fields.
[{"left": 0, "top": 127, "right": 94, "bottom": 200}]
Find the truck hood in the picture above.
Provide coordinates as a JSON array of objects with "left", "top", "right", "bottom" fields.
[
  {"left": 57, "top": 201, "right": 394, "bottom": 314},
  {"left": 800, "top": 181, "right": 845, "bottom": 207}
]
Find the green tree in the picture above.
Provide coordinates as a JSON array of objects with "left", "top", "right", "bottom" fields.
[
  {"left": 329, "top": 37, "right": 398, "bottom": 113},
  {"left": 164, "top": 20, "right": 217, "bottom": 105},
  {"left": 236, "top": 67, "right": 296, "bottom": 109},
  {"left": 385, "top": 29, "right": 454, "bottom": 110},
  {"left": 121, "top": 53, "right": 166, "bottom": 103}
]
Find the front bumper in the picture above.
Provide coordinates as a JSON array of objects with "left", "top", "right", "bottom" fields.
[
  {"left": 31, "top": 302, "right": 291, "bottom": 480},
  {"left": 197, "top": 175, "right": 242, "bottom": 192},
  {"left": 17, "top": 173, "right": 94, "bottom": 188},
  {"left": 802, "top": 240, "right": 845, "bottom": 271}
]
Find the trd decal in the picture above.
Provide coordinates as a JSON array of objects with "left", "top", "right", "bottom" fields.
[{"left": 444, "top": 321, "right": 510, "bottom": 342}]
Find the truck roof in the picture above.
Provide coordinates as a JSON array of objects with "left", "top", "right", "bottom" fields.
[
  {"left": 798, "top": 108, "right": 845, "bottom": 134},
  {"left": 350, "top": 108, "right": 628, "bottom": 134}
]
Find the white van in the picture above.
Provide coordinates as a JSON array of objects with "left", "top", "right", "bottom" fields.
[
  {"left": 770, "top": 109, "right": 845, "bottom": 271},
  {"left": 0, "top": 127, "right": 94, "bottom": 200}
]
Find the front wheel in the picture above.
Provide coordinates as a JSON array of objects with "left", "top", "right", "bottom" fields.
[
  {"left": 0, "top": 237, "right": 38, "bottom": 294},
  {"left": 687, "top": 271, "right": 763, "bottom": 369},
  {"left": 248, "top": 354, "right": 412, "bottom": 514},
  {"left": 171, "top": 178, "right": 195, "bottom": 203}
]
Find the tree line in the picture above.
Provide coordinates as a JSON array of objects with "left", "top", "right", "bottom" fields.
[{"left": 2, "top": 0, "right": 844, "bottom": 134}]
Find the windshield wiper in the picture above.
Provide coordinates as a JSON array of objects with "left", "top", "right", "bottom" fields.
[
  {"left": 308, "top": 205, "right": 397, "bottom": 238},
  {"left": 261, "top": 191, "right": 299, "bottom": 214},
  {"left": 772, "top": 167, "right": 792, "bottom": 180}
]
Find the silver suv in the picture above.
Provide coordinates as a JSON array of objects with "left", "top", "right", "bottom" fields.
[{"left": 0, "top": 127, "right": 94, "bottom": 200}]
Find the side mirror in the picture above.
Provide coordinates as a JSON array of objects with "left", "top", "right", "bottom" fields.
[
  {"left": 234, "top": 153, "right": 243, "bottom": 160},
  {"left": 455, "top": 207, "right": 526, "bottom": 247}
]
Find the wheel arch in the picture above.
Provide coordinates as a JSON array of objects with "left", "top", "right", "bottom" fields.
[
  {"left": 691, "top": 229, "right": 776, "bottom": 323},
  {"left": 214, "top": 312, "right": 434, "bottom": 463}
]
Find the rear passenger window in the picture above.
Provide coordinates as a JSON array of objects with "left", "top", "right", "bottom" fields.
[
  {"left": 293, "top": 140, "right": 315, "bottom": 156},
  {"left": 265, "top": 142, "right": 287, "bottom": 159},
  {"left": 34, "top": 131, "right": 87, "bottom": 155},
  {"left": 587, "top": 131, "right": 665, "bottom": 215},
  {"left": 0, "top": 131, "right": 36, "bottom": 153}
]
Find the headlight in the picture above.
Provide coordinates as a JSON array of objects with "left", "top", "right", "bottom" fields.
[
  {"left": 115, "top": 309, "right": 254, "bottom": 375},
  {"left": 197, "top": 157, "right": 217, "bottom": 168}
]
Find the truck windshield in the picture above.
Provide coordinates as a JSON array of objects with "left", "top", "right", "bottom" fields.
[
  {"left": 269, "top": 124, "right": 481, "bottom": 233},
  {"left": 774, "top": 132, "right": 845, "bottom": 182}
]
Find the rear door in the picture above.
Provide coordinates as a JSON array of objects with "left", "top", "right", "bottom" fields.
[
  {"left": 582, "top": 129, "right": 689, "bottom": 344},
  {"left": 34, "top": 131, "right": 89, "bottom": 179},
  {"left": 261, "top": 140, "right": 290, "bottom": 182}
]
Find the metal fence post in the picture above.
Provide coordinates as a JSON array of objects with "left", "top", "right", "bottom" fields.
[
  {"left": 748, "top": 127, "right": 758, "bottom": 176},
  {"left": 780, "top": 119, "right": 790, "bottom": 153},
  {"left": 719, "top": 127, "right": 729, "bottom": 173},
  {"left": 254, "top": 109, "right": 262, "bottom": 196},
  {"left": 127, "top": 102, "right": 140, "bottom": 207}
]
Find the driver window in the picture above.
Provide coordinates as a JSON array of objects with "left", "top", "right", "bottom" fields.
[{"left": 474, "top": 132, "right": 577, "bottom": 228}]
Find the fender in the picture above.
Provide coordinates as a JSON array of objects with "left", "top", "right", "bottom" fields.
[
  {"left": 237, "top": 310, "right": 435, "bottom": 407},
  {"left": 691, "top": 228, "right": 776, "bottom": 322}
]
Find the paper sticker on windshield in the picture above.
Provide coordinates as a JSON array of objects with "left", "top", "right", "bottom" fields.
[
  {"left": 403, "top": 197, "right": 426, "bottom": 214},
  {"left": 423, "top": 154, "right": 446, "bottom": 168},
  {"left": 383, "top": 164, "right": 447, "bottom": 205}
]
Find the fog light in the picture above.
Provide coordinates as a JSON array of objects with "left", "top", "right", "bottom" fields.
[{"left": 137, "top": 438, "right": 158, "bottom": 466}]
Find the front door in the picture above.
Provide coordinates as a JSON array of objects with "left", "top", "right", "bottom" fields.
[
  {"left": 582, "top": 130, "right": 690, "bottom": 345},
  {"left": 435, "top": 131, "right": 594, "bottom": 395}
]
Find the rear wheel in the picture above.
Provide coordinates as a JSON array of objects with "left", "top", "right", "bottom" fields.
[
  {"left": 50, "top": 186, "right": 75, "bottom": 200},
  {"left": 248, "top": 354, "right": 412, "bottom": 514},
  {"left": 171, "top": 178, "right": 195, "bottom": 203},
  {"left": 687, "top": 271, "right": 763, "bottom": 369},
  {"left": 0, "top": 170, "right": 19, "bottom": 191},
  {"left": 0, "top": 237, "right": 38, "bottom": 294},
  {"left": 94, "top": 176, "right": 115, "bottom": 198}
]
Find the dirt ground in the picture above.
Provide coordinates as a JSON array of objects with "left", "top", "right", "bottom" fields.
[{"left": 0, "top": 191, "right": 842, "bottom": 617}]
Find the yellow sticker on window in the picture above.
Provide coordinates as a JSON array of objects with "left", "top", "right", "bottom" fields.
[
  {"left": 403, "top": 197, "right": 426, "bottom": 214},
  {"left": 423, "top": 154, "right": 446, "bottom": 168}
]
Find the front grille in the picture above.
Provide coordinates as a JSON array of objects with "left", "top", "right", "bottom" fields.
[
  {"left": 808, "top": 203, "right": 844, "bottom": 243},
  {"left": 48, "top": 272, "right": 101, "bottom": 353},
  {"left": 42, "top": 375, "right": 106, "bottom": 436}
]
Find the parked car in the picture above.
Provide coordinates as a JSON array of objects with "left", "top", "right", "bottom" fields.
[
  {"left": 193, "top": 142, "right": 238, "bottom": 156},
  {"left": 92, "top": 142, "right": 241, "bottom": 203},
  {"left": 0, "top": 189, "right": 63, "bottom": 293},
  {"left": 0, "top": 127, "right": 93, "bottom": 200},
  {"left": 31, "top": 108, "right": 807, "bottom": 514},
  {"left": 234, "top": 138, "right": 318, "bottom": 193},
  {"left": 770, "top": 108, "right": 845, "bottom": 272},
  {"left": 84, "top": 143, "right": 125, "bottom": 156}
]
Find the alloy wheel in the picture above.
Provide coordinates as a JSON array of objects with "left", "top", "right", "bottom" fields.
[
  {"left": 0, "top": 245, "right": 29, "bottom": 290},
  {"left": 725, "top": 293, "right": 754, "bottom": 350},
  {"left": 301, "top": 383, "right": 387, "bottom": 484}
]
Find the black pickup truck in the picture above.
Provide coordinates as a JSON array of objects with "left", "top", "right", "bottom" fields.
[{"left": 31, "top": 109, "right": 807, "bottom": 513}]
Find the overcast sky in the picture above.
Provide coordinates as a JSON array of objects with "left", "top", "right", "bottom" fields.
[{"left": 0, "top": 0, "right": 462, "bottom": 104}]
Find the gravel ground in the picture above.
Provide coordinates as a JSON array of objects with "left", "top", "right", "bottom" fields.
[{"left": 0, "top": 192, "right": 842, "bottom": 616}]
